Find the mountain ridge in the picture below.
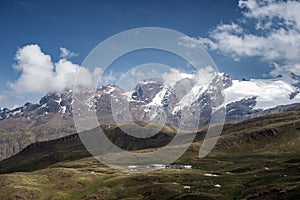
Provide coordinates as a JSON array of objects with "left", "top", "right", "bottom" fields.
[
  {"left": 0, "top": 72, "right": 300, "bottom": 161},
  {"left": 1, "top": 106, "right": 300, "bottom": 174}
]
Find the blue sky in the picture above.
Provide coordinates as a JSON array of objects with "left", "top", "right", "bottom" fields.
[{"left": 1, "top": 0, "right": 300, "bottom": 108}]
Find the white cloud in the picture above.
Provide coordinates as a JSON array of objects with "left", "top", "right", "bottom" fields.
[
  {"left": 0, "top": 90, "right": 24, "bottom": 109},
  {"left": 92, "top": 68, "right": 118, "bottom": 87},
  {"left": 10, "top": 44, "right": 56, "bottom": 93},
  {"left": 269, "top": 63, "right": 300, "bottom": 78},
  {"left": 180, "top": 0, "right": 300, "bottom": 76},
  {"left": 162, "top": 66, "right": 215, "bottom": 88},
  {"left": 59, "top": 47, "right": 78, "bottom": 59},
  {"left": 54, "top": 59, "right": 93, "bottom": 91},
  {"left": 9, "top": 44, "right": 115, "bottom": 94},
  {"left": 162, "top": 68, "right": 190, "bottom": 87},
  {"left": 102, "top": 70, "right": 117, "bottom": 84},
  {"left": 238, "top": 0, "right": 300, "bottom": 30}
]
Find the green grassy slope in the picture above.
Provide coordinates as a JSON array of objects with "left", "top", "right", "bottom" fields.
[
  {"left": 0, "top": 111, "right": 300, "bottom": 199},
  {"left": 0, "top": 123, "right": 176, "bottom": 174}
]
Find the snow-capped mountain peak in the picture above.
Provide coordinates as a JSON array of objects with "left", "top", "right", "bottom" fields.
[
  {"left": 0, "top": 72, "right": 299, "bottom": 130},
  {"left": 224, "top": 74, "right": 300, "bottom": 110}
]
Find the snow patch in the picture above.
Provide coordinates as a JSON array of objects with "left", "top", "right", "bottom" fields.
[
  {"left": 54, "top": 96, "right": 62, "bottom": 104},
  {"left": 224, "top": 79, "right": 300, "bottom": 109},
  {"left": 61, "top": 106, "right": 67, "bottom": 113},
  {"left": 204, "top": 173, "right": 219, "bottom": 177},
  {"left": 103, "top": 86, "right": 115, "bottom": 94},
  {"left": 123, "top": 91, "right": 134, "bottom": 100},
  {"left": 148, "top": 86, "right": 169, "bottom": 106},
  {"left": 144, "top": 108, "right": 151, "bottom": 113},
  {"left": 11, "top": 109, "right": 22, "bottom": 116}
]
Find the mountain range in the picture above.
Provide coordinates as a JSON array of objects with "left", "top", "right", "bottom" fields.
[{"left": 0, "top": 72, "right": 300, "bottom": 161}]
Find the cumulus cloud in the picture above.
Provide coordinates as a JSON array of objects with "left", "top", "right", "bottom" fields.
[
  {"left": 162, "top": 66, "right": 216, "bottom": 87},
  {"left": 9, "top": 44, "right": 115, "bottom": 94},
  {"left": 269, "top": 63, "right": 300, "bottom": 78},
  {"left": 116, "top": 65, "right": 164, "bottom": 90},
  {"left": 10, "top": 44, "right": 56, "bottom": 93},
  {"left": 59, "top": 47, "right": 78, "bottom": 59},
  {"left": 92, "top": 68, "right": 117, "bottom": 86},
  {"left": 180, "top": 0, "right": 300, "bottom": 76}
]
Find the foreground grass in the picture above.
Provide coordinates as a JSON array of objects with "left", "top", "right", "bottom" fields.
[{"left": 0, "top": 149, "right": 299, "bottom": 200}]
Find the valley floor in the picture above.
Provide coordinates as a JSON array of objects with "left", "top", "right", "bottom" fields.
[{"left": 0, "top": 152, "right": 300, "bottom": 200}]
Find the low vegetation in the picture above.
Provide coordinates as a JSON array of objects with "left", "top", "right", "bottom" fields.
[{"left": 0, "top": 110, "right": 300, "bottom": 199}]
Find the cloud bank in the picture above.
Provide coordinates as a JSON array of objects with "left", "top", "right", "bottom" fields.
[
  {"left": 180, "top": 0, "right": 300, "bottom": 76},
  {"left": 59, "top": 47, "right": 78, "bottom": 59},
  {"left": 9, "top": 44, "right": 114, "bottom": 94}
]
